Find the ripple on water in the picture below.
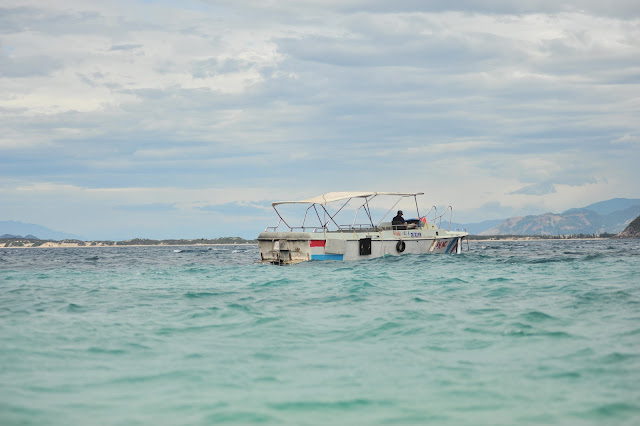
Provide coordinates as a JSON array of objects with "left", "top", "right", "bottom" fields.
[
  {"left": 65, "top": 303, "right": 87, "bottom": 313},
  {"left": 268, "top": 398, "right": 391, "bottom": 412},
  {"left": 520, "top": 310, "right": 555, "bottom": 322},
  {"left": 579, "top": 402, "right": 640, "bottom": 420},
  {"left": 184, "top": 291, "right": 229, "bottom": 299}
]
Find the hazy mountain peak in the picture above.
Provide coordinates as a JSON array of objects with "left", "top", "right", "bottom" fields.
[
  {"left": 479, "top": 199, "right": 640, "bottom": 236},
  {"left": 0, "top": 221, "right": 82, "bottom": 241}
]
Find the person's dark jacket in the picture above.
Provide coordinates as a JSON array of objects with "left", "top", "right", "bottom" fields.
[{"left": 392, "top": 214, "right": 405, "bottom": 226}]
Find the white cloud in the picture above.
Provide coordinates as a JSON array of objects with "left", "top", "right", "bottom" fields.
[
  {"left": 612, "top": 134, "right": 640, "bottom": 145},
  {"left": 1, "top": 0, "right": 639, "bottom": 237},
  {"left": 510, "top": 182, "right": 558, "bottom": 196}
]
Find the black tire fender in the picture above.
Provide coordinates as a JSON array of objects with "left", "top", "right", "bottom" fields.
[{"left": 396, "top": 240, "right": 406, "bottom": 253}]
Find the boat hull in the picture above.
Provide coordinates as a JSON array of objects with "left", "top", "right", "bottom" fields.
[{"left": 257, "top": 229, "right": 467, "bottom": 265}]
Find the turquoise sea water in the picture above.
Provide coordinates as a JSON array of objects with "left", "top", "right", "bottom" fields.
[{"left": 1, "top": 240, "right": 639, "bottom": 425}]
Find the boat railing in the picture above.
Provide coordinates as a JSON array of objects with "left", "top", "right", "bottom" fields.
[
  {"left": 291, "top": 227, "right": 326, "bottom": 233},
  {"left": 264, "top": 218, "right": 284, "bottom": 232},
  {"left": 338, "top": 224, "right": 376, "bottom": 231},
  {"left": 434, "top": 206, "right": 453, "bottom": 231},
  {"left": 423, "top": 206, "right": 437, "bottom": 224},
  {"left": 264, "top": 225, "right": 326, "bottom": 233},
  {"left": 265, "top": 223, "right": 381, "bottom": 233}
]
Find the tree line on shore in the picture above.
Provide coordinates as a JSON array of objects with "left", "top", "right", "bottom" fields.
[
  {"left": 0, "top": 236, "right": 258, "bottom": 247},
  {"left": 465, "top": 233, "right": 617, "bottom": 240}
]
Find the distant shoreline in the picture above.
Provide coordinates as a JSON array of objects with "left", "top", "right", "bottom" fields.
[
  {"left": 1, "top": 236, "right": 622, "bottom": 248},
  {"left": 1, "top": 242, "right": 258, "bottom": 248},
  {"left": 469, "top": 237, "right": 611, "bottom": 242},
  {"left": 0, "top": 237, "right": 258, "bottom": 248}
]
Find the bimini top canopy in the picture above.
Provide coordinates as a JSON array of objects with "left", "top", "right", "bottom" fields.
[{"left": 272, "top": 191, "right": 423, "bottom": 206}]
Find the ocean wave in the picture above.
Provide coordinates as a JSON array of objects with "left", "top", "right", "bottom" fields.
[
  {"left": 184, "top": 291, "right": 227, "bottom": 298},
  {"left": 520, "top": 310, "right": 555, "bottom": 322},
  {"left": 268, "top": 398, "right": 391, "bottom": 411},
  {"left": 580, "top": 402, "right": 640, "bottom": 419}
]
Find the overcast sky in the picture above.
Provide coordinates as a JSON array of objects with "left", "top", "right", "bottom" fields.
[{"left": 1, "top": 0, "right": 639, "bottom": 239}]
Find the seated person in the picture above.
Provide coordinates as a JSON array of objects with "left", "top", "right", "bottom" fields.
[{"left": 392, "top": 210, "right": 417, "bottom": 229}]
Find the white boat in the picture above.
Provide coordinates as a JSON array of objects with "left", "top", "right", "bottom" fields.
[{"left": 258, "top": 192, "right": 468, "bottom": 265}]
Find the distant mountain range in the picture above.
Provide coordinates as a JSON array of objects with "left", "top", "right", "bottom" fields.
[
  {"left": 2, "top": 198, "right": 639, "bottom": 239},
  {"left": 616, "top": 215, "right": 640, "bottom": 238},
  {"left": 1, "top": 234, "right": 40, "bottom": 239},
  {"left": 0, "top": 221, "right": 82, "bottom": 241},
  {"left": 473, "top": 198, "right": 640, "bottom": 236}
]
